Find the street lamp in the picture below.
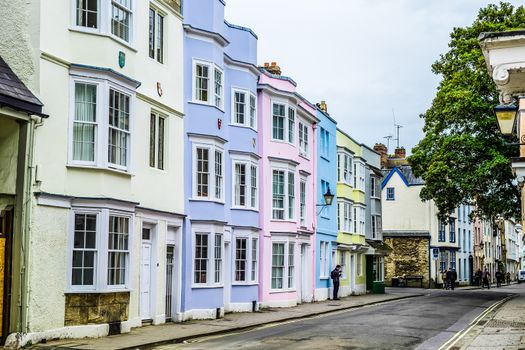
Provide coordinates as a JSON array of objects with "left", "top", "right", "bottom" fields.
[
  {"left": 493, "top": 103, "right": 518, "bottom": 136},
  {"left": 316, "top": 186, "right": 334, "bottom": 216}
]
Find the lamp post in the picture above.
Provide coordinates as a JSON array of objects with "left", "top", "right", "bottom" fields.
[
  {"left": 316, "top": 186, "right": 335, "bottom": 216},
  {"left": 494, "top": 103, "right": 518, "bottom": 136}
]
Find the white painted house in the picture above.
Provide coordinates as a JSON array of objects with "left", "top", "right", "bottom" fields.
[{"left": 0, "top": 1, "right": 184, "bottom": 347}]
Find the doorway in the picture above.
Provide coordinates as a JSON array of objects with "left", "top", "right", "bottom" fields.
[
  {"left": 224, "top": 240, "right": 231, "bottom": 312},
  {"left": 166, "top": 226, "right": 180, "bottom": 322},
  {"left": 350, "top": 254, "right": 355, "bottom": 293},
  {"left": 300, "top": 244, "right": 311, "bottom": 302},
  {"left": 140, "top": 227, "right": 153, "bottom": 322}
]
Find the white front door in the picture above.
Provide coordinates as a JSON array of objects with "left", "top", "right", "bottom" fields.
[
  {"left": 140, "top": 228, "right": 153, "bottom": 320},
  {"left": 301, "top": 244, "right": 310, "bottom": 302}
]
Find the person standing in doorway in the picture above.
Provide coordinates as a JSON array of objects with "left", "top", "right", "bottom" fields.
[{"left": 331, "top": 265, "right": 342, "bottom": 300}]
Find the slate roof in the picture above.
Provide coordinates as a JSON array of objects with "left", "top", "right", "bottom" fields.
[
  {"left": 382, "top": 164, "right": 425, "bottom": 187},
  {"left": 0, "top": 56, "right": 44, "bottom": 116}
]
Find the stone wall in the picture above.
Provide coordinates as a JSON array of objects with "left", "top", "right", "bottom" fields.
[
  {"left": 384, "top": 237, "right": 430, "bottom": 287},
  {"left": 65, "top": 293, "right": 129, "bottom": 326}
]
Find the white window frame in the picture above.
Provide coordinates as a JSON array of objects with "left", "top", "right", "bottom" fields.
[
  {"left": 67, "top": 208, "right": 133, "bottom": 292},
  {"left": 192, "top": 59, "right": 224, "bottom": 109},
  {"left": 337, "top": 200, "right": 352, "bottom": 233},
  {"left": 339, "top": 250, "right": 347, "bottom": 279},
  {"left": 68, "top": 72, "right": 136, "bottom": 173},
  {"left": 192, "top": 224, "right": 224, "bottom": 287},
  {"left": 353, "top": 160, "right": 365, "bottom": 191},
  {"left": 386, "top": 187, "right": 395, "bottom": 200},
  {"left": 337, "top": 150, "right": 352, "bottom": 185},
  {"left": 233, "top": 231, "right": 259, "bottom": 284},
  {"left": 70, "top": 0, "right": 136, "bottom": 47},
  {"left": 271, "top": 162, "right": 296, "bottom": 221},
  {"left": 231, "top": 88, "right": 257, "bottom": 129},
  {"left": 190, "top": 136, "right": 225, "bottom": 202},
  {"left": 148, "top": 5, "right": 165, "bottom": 63},
  {"left": 271, "top": 100, "right": 296, "bottom": 144},
  {"left": 353, "top": 205, "right": 366, "bottom": 235},
  {"left": 357, "top": 253, "right": 363, "bottom": 277},
  {"left": 270, "top": 239, "right": 296, "bottom": 291},
  {"left": 300, "top": 177, "right": 307, "bottom": 226},
  {"left": 231, "top": 155, "right": 259, "bottom": 210},
  {"left": 298, "top": 121, "right": 309, "bottom": 157}
]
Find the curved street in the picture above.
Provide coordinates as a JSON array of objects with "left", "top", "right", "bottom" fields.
[{"left": 155, "top": 285, "right": 523, "bottom": 350}]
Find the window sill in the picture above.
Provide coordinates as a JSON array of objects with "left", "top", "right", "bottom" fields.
[
  {"left": 189, "top": 198, "right": 225, "bottom": 205},
  {"left": 67, "top": 164, "right": 133, "bottom": 177},
  {"left": 66, "top": 289, "right": 131, "bottom": 294},
  {"left": 231, "top": 207, "right": 259, "bottom": 212},
  {"left": 269, "top": 289, "right": 296, "bottom": 294},
  {"left": 270, "top": 219, "right": 297, "bottom": 224},
  {"left": 192, "top": 284, "right": 224, "bottom": 289},
  {"left": 69, "top": 27, "right": 137, "bottom": 52},
  {"left": 271, "top": 139, "right": 295, "bottom": 146},
  {"left": 232, "top": 282, "right": 258, "bottom": 286},
  {"left": 188, "top": 100, "right": 224, "bottom": 113}
]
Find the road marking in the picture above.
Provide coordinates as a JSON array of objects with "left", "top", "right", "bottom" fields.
[{"left": 437, "top": 295, "right": 515, "bottom": 350}]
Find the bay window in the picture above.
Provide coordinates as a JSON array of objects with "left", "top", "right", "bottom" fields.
[
  {"left": 193, "top": 226, "right": 223, "bottom": 286},
  {"left": 191, "top": 137, "right": 225, "bottom": 201},
  {"left": 232, "top": 157, "right": 258, "bottom": 210},
  {"left": 69, "top": 209, "right": 132, "bottom": 291},
  {"left": 337, "top": 150, "right": 352, "bottom": 185},
  {"left": 338, "top": 200, "right": 352, "bottom": 233},
  {"left": 271, "top": 241, "right": 295, "bottom": 290},
  {"left": 76, "top": 0, "right": 98, "bottom": 29},
  {"left": 272, "top": 166, "right": 296, "bottom": 221},
  {"left": 70, "top": 70, "right": 136, "bottom": 172},
  {"left": 232, "top": 234, "right": 259, "bottom": 284},
  {"left": 298, "top": 122, "right": 309, "bottom": 156},
  {"left": 353, "top": 160, "right": 366, "bottom": 191},
  {"left": 193, "top": 60, "right": 224, "bottom": 109},
  {"left": 232, "top": 89, "right": 257, "bottom": 128}
]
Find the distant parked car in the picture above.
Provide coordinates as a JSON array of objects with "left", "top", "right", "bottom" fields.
[{"left": 518, "top": 270, "right": 525, "bottom": 283}]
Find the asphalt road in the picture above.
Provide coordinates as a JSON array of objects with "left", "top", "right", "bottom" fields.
[{"left": 155, "top": 286, "right": 520, "bottom": 350}]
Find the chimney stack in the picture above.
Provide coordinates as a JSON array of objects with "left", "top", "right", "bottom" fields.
[
  {"left": 394, "top": 147, "right": 406, "bottom": 159},
  {"left": 318, "top": 101, "right": 328, "bottom": 113},
  {"left": 263, "top": 61, "right": 282, "bottom": 76},
  {"left": 374, "top": 143, "right": 388, "bottom": 169}
]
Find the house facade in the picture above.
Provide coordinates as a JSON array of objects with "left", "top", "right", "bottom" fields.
[
  {"left": 0, "top": 0, "right": 185, "bottom": 346},
  {"left": 314, "top": 103, "right": 337, "bottom": 300},
  {"left": 182, "top": 0, "right": 260, "bottom": 319},
  {"left": 457, "top": 204, "right": 474, "bottom": 285},
  {"left": 257, "top": 65, "right": 318, "bottom": 308},
  {"left": 335, "top": 129, "right": 369, "bottom": 296}
]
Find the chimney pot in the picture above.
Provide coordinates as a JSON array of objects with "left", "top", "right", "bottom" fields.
[
  {"left": 394, "top": 147, "right": 406, "bottom": 159},
  {"left": 264, "top": 62, "right": 269, "bottom": 67},
  {"left": 374, "top": 143, "right": 388, "bottom": 168},
  {"left": 265, "top": 62, "right": 282, "bottom": 76},
  {"left": 271, "top": 62, "right": 277, "bottom": 66},
  {"left": 319, "top": 101, "right": 328, "bottom": 113}
]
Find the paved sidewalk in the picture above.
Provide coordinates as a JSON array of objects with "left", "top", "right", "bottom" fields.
[
  {"left": 450, "top": 294, "right": 525, "bottom": 350},
  {"left": 34, "top": 290, "right": 423, "bottom": 350}
]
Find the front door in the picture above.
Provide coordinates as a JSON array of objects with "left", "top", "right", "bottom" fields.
[
  {"left": 350, "top": 254, "right": 355, "bottom": 293},
  {"left": 300, "top": 244, "right": 310, "bottom": 302},
  {"left": 224, "top": 241, "right": 231, "bottom": 312},
  {"left": 0, "top": 208, "right": 13, "bottom": 344},
  {"left": 140, "top": 228, "right": 153, "bottom": 321}
]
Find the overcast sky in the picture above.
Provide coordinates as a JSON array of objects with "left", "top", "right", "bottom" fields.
[{"left": 224, "top": 0, "right": 523, "bottom": 154}]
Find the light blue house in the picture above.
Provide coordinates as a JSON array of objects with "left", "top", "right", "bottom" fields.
[
  {"left": 315, "top": 103, "right": 338, "bottom": 300},
  {"left": 182, "top": 0, "right": 260, "bottom": 320}
]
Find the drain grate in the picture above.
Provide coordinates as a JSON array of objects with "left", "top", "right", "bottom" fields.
[{"left": 486, "top": 319, "right": 525, "bottom": 328}]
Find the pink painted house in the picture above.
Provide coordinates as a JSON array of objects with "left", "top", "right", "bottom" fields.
[{"left": 257, "top": 64, "right": 319, "bottom": 308}]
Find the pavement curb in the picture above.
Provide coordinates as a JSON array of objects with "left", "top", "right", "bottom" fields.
[
  {"left": 437, "top": 294, "right": 517, "bottom": 350},
  {"left": 37, "top": 293, "right": 424, "bottom": 350}
]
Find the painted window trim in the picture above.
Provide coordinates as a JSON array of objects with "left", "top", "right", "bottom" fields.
[
  {"left": 386, "top": 187, "right": 395, "bottom": 201},
  {"left": 148, "top": 4, "right": 166, "bottom": 64},
  {"left": 232, "top": 231, "right": 259, "bottom": 285},
  {"left": 270, "top": 238, "right": 296, "bottom": 292},
  {"left": 270, "top": 99, "right": 296, "bottom": 146},
  {"left": 231, "top": 154, "right": 259, "bottom": 211},
  {"left": 337, "top": 150, "right": 353, "bottom": 186},
  {"left": 337, "top": 199, "right": 353, "bottom": 233},
  {"left": 67, "top": 208, "right": 133, "bottom": 293},
  {"left": 70, "top": 0, "right": 136, "bottom": 47},
  {"left": 192, "top": 59, "right": 224, "bottom": 110},
  {"left": 230, "top": 87, "right": 257, "bottom": 130},
  {"left": 68, "top": 74, "right": 136, "bottom": 173},
  {"left": 190, "top": 136, "right": 225, "bottom": 203},
  {"left": 192, "top": 224, "right": 224, "bottom": 288},
  {"left": 149, "top": 110, "right": 167, "bottom": 171},
  {"left": 271, "top": 162, "right": 297, "bottom": 222}
]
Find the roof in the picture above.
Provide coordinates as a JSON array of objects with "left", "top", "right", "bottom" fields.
[
  {"left": 381, "top": 165, "right": 425, "bottom": 188},
  {"left": 0, "top": 56, "right": 44, "bottom": 116},
  {"left": 479, "top": 29, "right": 525, "bottom": 42},
  {"left": 366, "top": 239, "right": 392, "bottom": 254},
  {"left": 383, "top": 231, "right": 430, "bottom": 238}
]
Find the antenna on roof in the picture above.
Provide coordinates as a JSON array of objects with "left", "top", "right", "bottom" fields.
[
  {"left": 392, "top": 108, "right": 403, "bottom": 148},
  {"left": 383, "top": 135, "right": 393, "bottom": 152}
]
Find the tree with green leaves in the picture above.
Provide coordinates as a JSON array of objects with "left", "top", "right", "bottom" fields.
[{"left": 409, "top": 2, "right": 525, "bottom": 220}]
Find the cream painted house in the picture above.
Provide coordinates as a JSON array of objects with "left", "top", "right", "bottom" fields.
[
  {"left": 382, "top": 165, "right": 460, "bottom": 288},
  {"left": 0, "top": 1, "right": 184, "bottom": 347}
]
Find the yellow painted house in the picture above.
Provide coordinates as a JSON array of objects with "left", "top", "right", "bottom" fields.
[{"left": 335, "top": 129, "right": 369, "bottom": 296}]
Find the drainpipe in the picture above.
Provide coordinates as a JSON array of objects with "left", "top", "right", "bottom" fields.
[{"left": 311, "top": 122, "right": 317, "bottom": 300}]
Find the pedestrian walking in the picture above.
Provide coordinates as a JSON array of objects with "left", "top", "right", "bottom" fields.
[
  {"left": 450, "top": 268, "right": 457, "bottom": 290},
  {"left": 331, "top": 265, "right": 342, "bottom": 300},
  {"left": 496, "top": 270, "right": 502, "bottom": 288},
  {"left": 482, "top": 268, "right": 491, "bottom": 289},
  {"left": 475, "top": 269, "right": 482, "bottom": 287},
  {"left": 442, "top": 269, "right": 449, "bottom": 290},
  {"left": 506, "top": 272, "right": 511, "bottom": 285}
]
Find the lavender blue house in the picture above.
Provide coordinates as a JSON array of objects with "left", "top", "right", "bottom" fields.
[
  {"left": 314, "top": 103, "right": 338, "bottom": 300},
  {"left": 182, "top": 0, "right": 260, "bottom": 320}
]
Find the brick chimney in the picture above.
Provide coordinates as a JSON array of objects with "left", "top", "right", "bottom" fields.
[
  {"left": 394, "top": 147, "right": 406, "bottom": 159},
  {"left": 317, "top": 101, "right": 328, "bottom": 113},
  {"left": 263, "top": 61, "right": 282, "bottom": 76},
  {"left": 374, "top": 143, "right": 388, "bottom": 169}
]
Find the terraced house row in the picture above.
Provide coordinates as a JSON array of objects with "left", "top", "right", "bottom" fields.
[{"left": 0, "top": 0, "right": 385, "bottom": 347}]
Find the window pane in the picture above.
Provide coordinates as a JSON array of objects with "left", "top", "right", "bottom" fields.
[
  {"left": 196, "top": 148, "right": 209, "bottom": 197},
  {"left": 195, "top": 64, "right": 209, "bottom": 102},
  {"left": 215, "top": 150, "right": 223, "bottom": 199},
  {"left": 107, "top": 216, "right": 129, "bottom": 285},
  {"left": 149, "top": 114, "right": 156, "bottom": 167},
  {"left": 108, "top": 89, "right": 130, "bottom": 167},
  {"left": 234, "top": 92, "right": 245, "bottom": 124},
  {"left": 214, "top": 69, "right": 222, "bottom": 107},
  {"left": 194, "top": 233, "right": 208, "bottom": 283},
  {"left": 73, "top": 83, "right": 97, "bottom": 162},
  {"left": 249, "top": 95, "right": 256, "bottom": 128},
  {"left": 272, "top": 104, "right": 285, "bottom": 140},
  {"left": 111, "top": 1, "right": 130, "bottom": 42},
  {"left": 148, "top": 8, "right": 155, "bottom": 58},
  {"left": 288, "top": 108, "right": 295, "bottom": 143},
  {"left": 251, "top": 165, "right": 257, "bottom": 208},
  {"left": 158, "top": 117, "right": 165, "bottom": 170},
  {"left": 156, "top": 13, "right": 164, "bottom": 63},
  {"left": 77, "top": 0, "right": 98, "bottom": 28},
  {"left": 272, "top": 170, "right": 285, "bottom": 219}
]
